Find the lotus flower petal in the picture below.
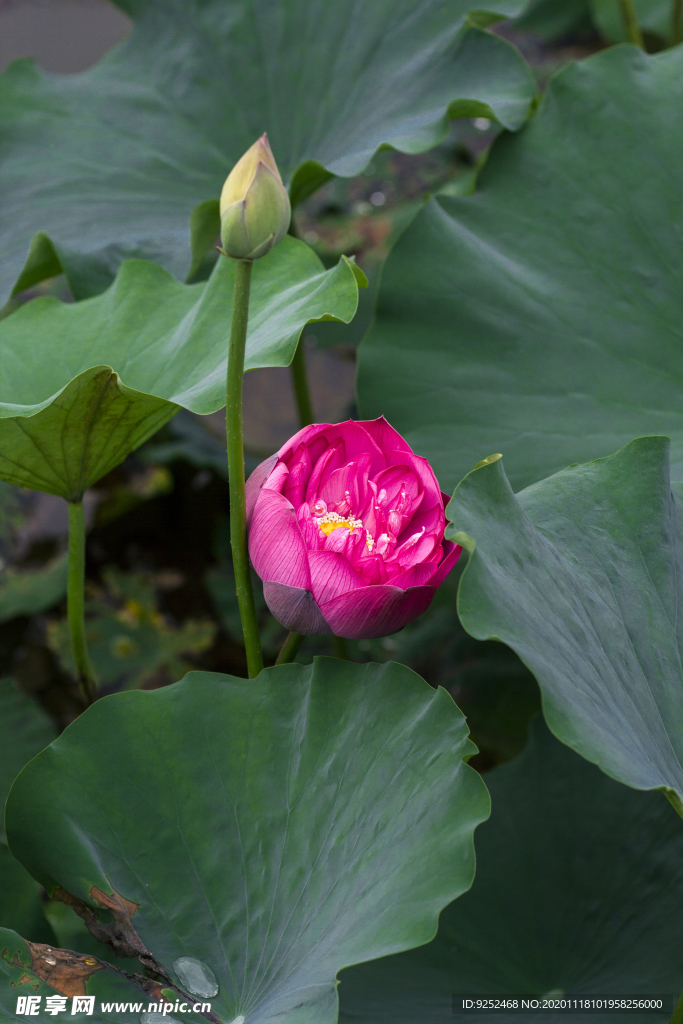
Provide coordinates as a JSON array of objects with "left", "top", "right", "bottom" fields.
[
  {"left": 390, "top": 562, "right": 441, "bottom": 591},
  {"left": 361, "top": 416, "right": 414, "bottom": 455},
  {"left": 283, "top": 443, "right": 312, "bottom": 508},
  {"left": 245, "top": 454, "right": 277, "bottom": 526},
  {"left": 320, "top": 585, "right": 436, "bottom": 640},
  {"left": 263, "top": 581, "right": 332, "bottom": 636},
  {"left": 308, "top": 550, "right": 365, "bottom": 605},
  {"left": 250, "top": 488, "right": 310, "bottom": 589},
  {"left": 384, "top": 449, "right": 442, "bottom": 504},
  {"left": 427, "top": 539, "right": 462, "bottom": 589}
]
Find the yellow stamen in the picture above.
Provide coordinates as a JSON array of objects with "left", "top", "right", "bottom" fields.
[
  {"left": 315, "top": 511, "right": 373, "bottom": 549},
  {"left": 319, "top": 520, "right": 353, "bottom": 537}
]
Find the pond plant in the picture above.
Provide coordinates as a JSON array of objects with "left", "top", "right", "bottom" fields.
[{"left": 1, "top": 0, "right": 683, "bottom": 1022}]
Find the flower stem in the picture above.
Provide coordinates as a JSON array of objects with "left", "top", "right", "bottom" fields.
[
  {"left": 332, "top": 636, "right": 350, "bottom": 660},
  {"left": 672, "top": 0, "right": 683, "bottom": 45},
  {"left": 619, "top": 0, "right": 644, "bottom": 45},
  {"left": 67, "top": 500, "right": 96, "bottom": 705},
  {"left": 291, "top": 338, "right": 315, "bottom": 427},
  {"left": 286, "top": 214, "right": 315, "bottom": 429},
  {"left": 276, "top": 631, "right": 304, "bottom": 665},
  {"left": 226, "top": 258, "right": 263, "bottom": 678}
]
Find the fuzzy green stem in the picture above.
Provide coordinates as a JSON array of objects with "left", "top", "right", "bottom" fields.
[
  {"left": 332, "top": 636, "right": 350, "bottom": 660},
  {"left": 67, "top": 500, "right": 96, "bottom": 705},
  {"left": 276, "top": 631, "right": 304, "bottom": 665},
  {"left": 672, "top": 0, "right": 683, "bottom": 45},
  {"left": 291, "top": 339, "right": 315, "bottom": 428},
  {"left": 619, "top": 0, "right": 644, "bottom": 45},
  {"left": 226, "top": 259, "right": 263, "bottom": 678}
]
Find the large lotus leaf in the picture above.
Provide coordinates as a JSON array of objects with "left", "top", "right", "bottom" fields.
[
  {"left": 0, "top": 681, "right": 56, "bottom": 944},
  {"left": 338, "top": 720, "right": 683, "bottom": 1023},
  {"left": 0, "top": 237, "right": 358, "bottom": 499},
  {"left": 0, "top": 0, "right": 537, "bottom": 306},
  {"left": 5, "top": 660, "right": 489, "bottom": 1024},
  {"left": 357, "top": 45, "right": 683, "bottom": 494},
  {"left": 444, "top": 436, "right": 683, "bottom": 815}
]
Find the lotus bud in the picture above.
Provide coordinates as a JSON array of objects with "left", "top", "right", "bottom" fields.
[
  {"left": 245, "top": 417, "right": 462, "bottom": 639},
  {"left": 219, "top": 134, "right": 291, "bottom": 261}
]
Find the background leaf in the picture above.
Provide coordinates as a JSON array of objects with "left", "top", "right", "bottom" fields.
[
  {"left": 0, "top": 680, "right": 56, "bottom": 944},
  {"left": 358, "top": 46, "right": 683, "bottom": 493},
  {"left": 0, "top": 555, "right": 67, "bottom": 624},
  {"left": 590, "top": 0, "right": 671, "bottom": 42},
  {"left": 0, "top": 237, "right": 357, "bottom": 497},
  {"left": 513, "top": 0, "right": 592, "bottom": 38},
  {"left": 446, "top": 436, "right": 683, "bottom": 811},
  {"left": 6, "top": 660, "right": 489, "bottom": 1024},
  {"left": 338, "top": 720, "right": 683, "bottom": 1023},
  {"left": 0, "top": 0, "right": 536, "bottom": 305}
]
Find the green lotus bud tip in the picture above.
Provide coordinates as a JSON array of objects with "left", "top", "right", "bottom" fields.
[{"left": 219, "top": 134, "right": 291, "bottom": 261}]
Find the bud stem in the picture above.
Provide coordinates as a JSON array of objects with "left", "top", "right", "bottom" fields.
[
  {"left": 275, "top": 631, "right": 304, "bottom": 665},
  {"left": 618, "top": 0, "right": 644, "bottom": 46},
  {"left": 67, "top": 500, "right": 96, "bottom": 705},
  {"left": 226, "top": 259, "right": 264, "bottom": 677},
  {"left": 291, "top": 339, "right": 315, "bottom": 427},
  {"left": 287, "top": 216, "right": 316, "bottom": 429}
]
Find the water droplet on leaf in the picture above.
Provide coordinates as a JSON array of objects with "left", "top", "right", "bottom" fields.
[{"left": 173, "top": 956, "right": 219, "bottom": 997}]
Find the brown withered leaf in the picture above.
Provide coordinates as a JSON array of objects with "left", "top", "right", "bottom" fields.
[
  {"left": 52, "top": 883, "right": 170, "bottom": 981},
  {"left": 26, "top": 941, "right": 103, "bottom": 998},
  {"left": 90, "top": 885, "right": 140, "bottom": 921},
  {"left": 5, "top": 942, "right": 103, "bottom": 998}
]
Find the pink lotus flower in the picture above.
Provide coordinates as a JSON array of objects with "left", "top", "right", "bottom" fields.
[{"left": 246, "top": 418, "right": 461, "bottom": 639}]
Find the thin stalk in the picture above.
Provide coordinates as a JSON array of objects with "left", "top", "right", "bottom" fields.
[
  {"left": 276, "top": 631, "right": 304, "bottom": 665},
  {"left": 332, "top": 636, "right": 350, "bottom": 660},
  {"left": 67, "top": 500, "right": 96, "bottom": 705},
  {"left": 672, "top": 0, "right": 683, "bottom": 45},
  {"left": 619, "top": 0, "right": 644, "bottom": 46},
  {"left": 291, "top": 339, "right": 315, "bottom": 427},
  {"left": 287, "top": 212, "right": 316, "bottom": 429},
  {"left": 669, "top": 986, "right": 683, "bottom": 1024},
  {"left": 226, "top": 259, "right": 263, "bottom": 677}
]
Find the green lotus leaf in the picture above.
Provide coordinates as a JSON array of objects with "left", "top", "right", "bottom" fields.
[
  {"left": 0, "top": 681, "right": 56, "bottom": 944},
  {"left": 358, "top": 46, "right": 683, "bottom": 493},
  {"left": 338, "top": 720, "right": 683, "bottom": 1023},
  {"left": 0, "top": 237, "right": 359, "bottom": 498},
  {"left": 0, "top": 0, "right": 537, "bottom": 305},
  {"left": 5, "top": 659, "right": 489, "bottom": 1024},
  {"left": 445, "top": 435, "right": 683, "bottom": 813}
]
